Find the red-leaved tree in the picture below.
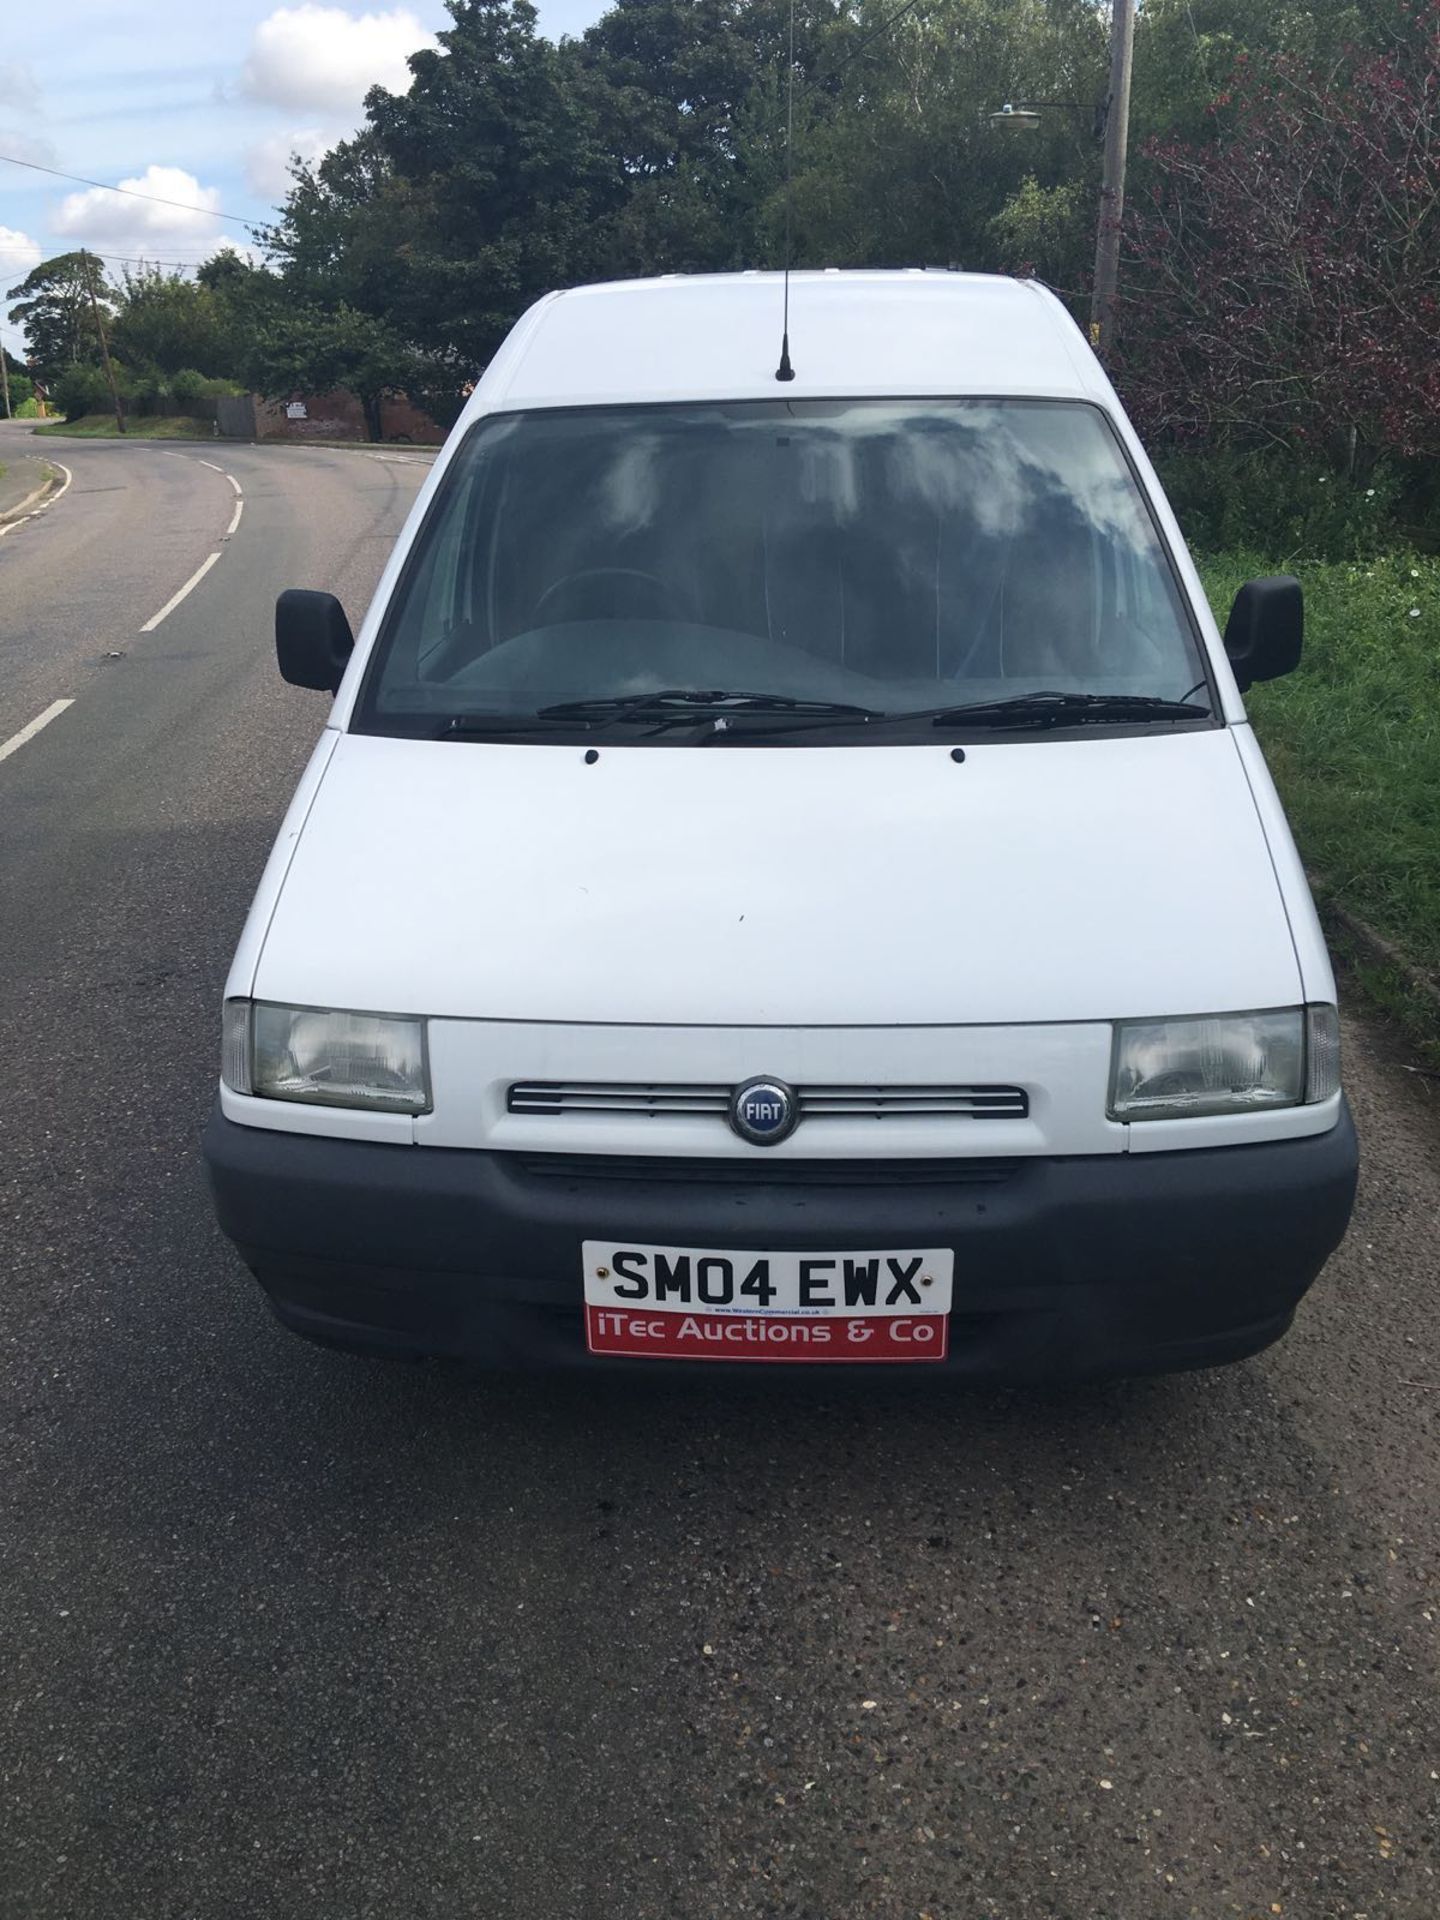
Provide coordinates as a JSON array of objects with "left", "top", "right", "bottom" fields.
[{"left": 1117, "top": 7, "right": 1440, "bottom": 465}]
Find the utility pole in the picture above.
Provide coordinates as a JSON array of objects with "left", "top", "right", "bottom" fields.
[
  {"left": 83, "top": 251, "right": 125, "bottom": 435},
  {"left": 0, "top": 340, "right": 10, "bottom": 420},
  {"left": 1090, "top": 0, "right": 1135, "bottom": 360}
]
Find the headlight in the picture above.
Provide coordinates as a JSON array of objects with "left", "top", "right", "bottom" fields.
[
  {"left": 1109, "top": 1008, "right": 1338, "bottom": 1121},
  {"left": 222, "top": 1000, "right": 430, "bottom": 1114}
]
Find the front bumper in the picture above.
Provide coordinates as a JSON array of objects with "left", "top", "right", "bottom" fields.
[{"left": 203, "top": 1100, "right": 1358, "bottom": 1381}]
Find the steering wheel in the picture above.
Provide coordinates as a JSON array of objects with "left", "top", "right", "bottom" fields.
[{"left": 533, "top": 567, "right": 679, "bottom": 622}]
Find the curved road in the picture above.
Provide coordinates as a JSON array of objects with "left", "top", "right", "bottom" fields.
[{"left": 1, "top": 418, "right": 1438, "bottom": 1920}]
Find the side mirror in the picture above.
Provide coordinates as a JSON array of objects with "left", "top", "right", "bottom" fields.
[
  {"left": 1224, "top": 575, "right": 1302, "bottom": 692},
  {"left": 276, "top": 589, "right": 354, "bottom": 693}
]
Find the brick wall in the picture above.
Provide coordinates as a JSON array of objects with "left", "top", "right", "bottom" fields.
[
  {"left": 378, "top": 394, "right": 446, "bottom": 445},
  {"left": 235, "top": 389, "right": 447, "bottom": 445},
  {"left": 253, "top": 390, "right": 368, "bottom": 440}
]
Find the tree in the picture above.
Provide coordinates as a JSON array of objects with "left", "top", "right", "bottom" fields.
[
  {"left": 5, "top": 251, "right": 113, "bottom": 387},
  {"left": 249, "top": 302, "right": 420, "bottom": 440},
  {"left": 570, "top": 0, "right": 819, "bottom": 275},
  {"left": 788, "top": 0, "right": 1105, "bottom": 279},
  {"left": 988, "top": 175, "right": 1092, "bottom": 289},
  {"left": 1130, "top": 0, "right": 1381, "bottom": 143},
  {"left": 264, "top": 0, "right": 618, "bottom": 378},
  {"left": 262, "top": 0, "right": 1114, "bottom": 368},
  {"left": 1119, "top": 11, "right": 1440, "bottom": 462},
  {"left": 112, "top": 268, "right": 229, "bottom": 377},
  {"left": 765, "top": 0, "right": 1107, "bottom": 296},
  {"left": 197, "top": 250, "right": 287, "bottom": 376},
  {"left": 252, "top": 0, "right": 1440, "bottom": 454}
]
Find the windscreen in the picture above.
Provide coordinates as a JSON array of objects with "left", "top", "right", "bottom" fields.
[{"left": 357, "top": 399, "right": 1206, "bottom": 736}]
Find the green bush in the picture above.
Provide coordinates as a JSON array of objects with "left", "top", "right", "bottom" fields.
[
  {"left": 1157, "top": 451, "right": 1407, "bottom": 563},
  {"left": 170, "top": 367, "right": 207, "bottom": 410},
  {"left": 53, "top": 364, "right": 117, "bottom": 421},
  {"left": 170, "top": 368, "right": 244, "bottom": 413},
  {"left": 125, "top": 364, "right": 173, "bottom": 416}
]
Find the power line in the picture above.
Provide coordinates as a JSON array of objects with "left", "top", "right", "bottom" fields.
[
  {"left": 768, "top": 0, "right": 931, "bottom": 147},
  {"left": 0, "top": 152, "right": 255, "bottom": 226},
  {"left": 1, "top": 243, "right": 250, "bottom": 269},
  {"left": 828, "top": 0, "right": 930, "bottom": 78},
  {"left": 761, "top": 0, "right": 931, "bottom": 188}
]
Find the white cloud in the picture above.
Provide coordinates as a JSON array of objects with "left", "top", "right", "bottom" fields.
[
  {"left": 0, "top": 62, "right": 41, "bottom": 113},
  {"left": 51, "top": 165, "right": 225, "bottom": 262},
  {"left": 241, "top": 5, "right": 436, "bottom": 116},
  {"left": 1, "top": 226, "right": 43, "bottom": 304},
  {"left": 2, "top": 228, "right": 42, "bottom": 355},
  {"left": 0, "top": 126, "right": 57, "bottom": 167},
  {"left": 0, "top": 226, "right": 42, "bottom": 278},
  {"left": 245, "top": 126, "right": 334, "bottom": 199}
]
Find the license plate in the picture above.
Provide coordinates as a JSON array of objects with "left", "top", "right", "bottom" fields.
[{"left": 582, "top": 1241, "right": 953, "bottom": 1363}]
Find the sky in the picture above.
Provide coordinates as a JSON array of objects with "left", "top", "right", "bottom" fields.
[{"left": 0, "top": 0, "right": 609, "bottom": 358}]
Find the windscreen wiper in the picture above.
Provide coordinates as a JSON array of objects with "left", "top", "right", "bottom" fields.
[
  {"left": 436, "top": 691, "right": 882, "bottom": 740},
  {"left": 536, "top": 689, "right": 882, "bottom": 722},
  {"left": 921, "top": 691, "right": 1213, "bottom": 730},
  {"left": 436, "top": 690, "right": 1207, "bottom": 742},
  {"left": 697, "top": 688, "right": 1212, "bottom": 742},
  {"left": 438, "top": 712, "right": 592, "bottom": 737}
]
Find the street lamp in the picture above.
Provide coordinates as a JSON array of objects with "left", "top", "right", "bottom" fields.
[
  {"left": 988, "top": 102, "right": 1042, "bottom": 131},
  {"left": 990, "top": 0, "right": 1135, "bottom": 358}
]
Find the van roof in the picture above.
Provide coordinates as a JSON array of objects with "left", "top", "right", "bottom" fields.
[{"left": 474, "top": 270, "right": 1108, "bottom": 414}]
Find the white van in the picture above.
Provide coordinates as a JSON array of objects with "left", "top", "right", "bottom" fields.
[{"left": 204, "top": 271, "right": 1357, "bottom": 1378}]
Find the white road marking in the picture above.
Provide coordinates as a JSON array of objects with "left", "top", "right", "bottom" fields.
[
  {"left": 0, "top": 699, "right": 74, "bottom": 766},
  {"left": 225, "top": 498, "right": 244, "bottom": 537},
  {"left": 32, "top": 462, "right": 74, "bottom": 511},
  {"left": 0, "top": 461, "right": 74, "bottom": 535},
  {"left": 140, "top": 551, "right": 222, "bottom": 632},
  {"left": 158, "top": 449, "right": 243, "bottom": 504}
]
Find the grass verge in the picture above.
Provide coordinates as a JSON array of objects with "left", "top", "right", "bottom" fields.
[
  {"left": 1199, "top": 550, "right": 1440, "bottom": 1054},
  {"left": 32, "top": 414, "right": 217, "bottom": 440}
]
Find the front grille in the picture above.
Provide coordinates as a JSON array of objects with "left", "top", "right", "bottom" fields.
[
  {"left": 509, "top": 1083, "right": 731, "bottom": 1116},
  {"left": 507, "top": 1081, "right": 1029, "bottom": 1121},
  {"left": 510, "top": 1154, "right": 1021, "bottom": 1187}
]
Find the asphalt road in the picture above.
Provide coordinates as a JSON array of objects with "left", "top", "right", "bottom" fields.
[{"left": 1, "top": 416, "right": 1438, "bottom": 1920}]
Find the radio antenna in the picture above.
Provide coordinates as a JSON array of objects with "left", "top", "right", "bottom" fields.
[
  {"left": 775, "top": 0, "right": 797, "bottom": 381},
  {"left": 770, "top": 0, "right": 929, "bottom": 379}
]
